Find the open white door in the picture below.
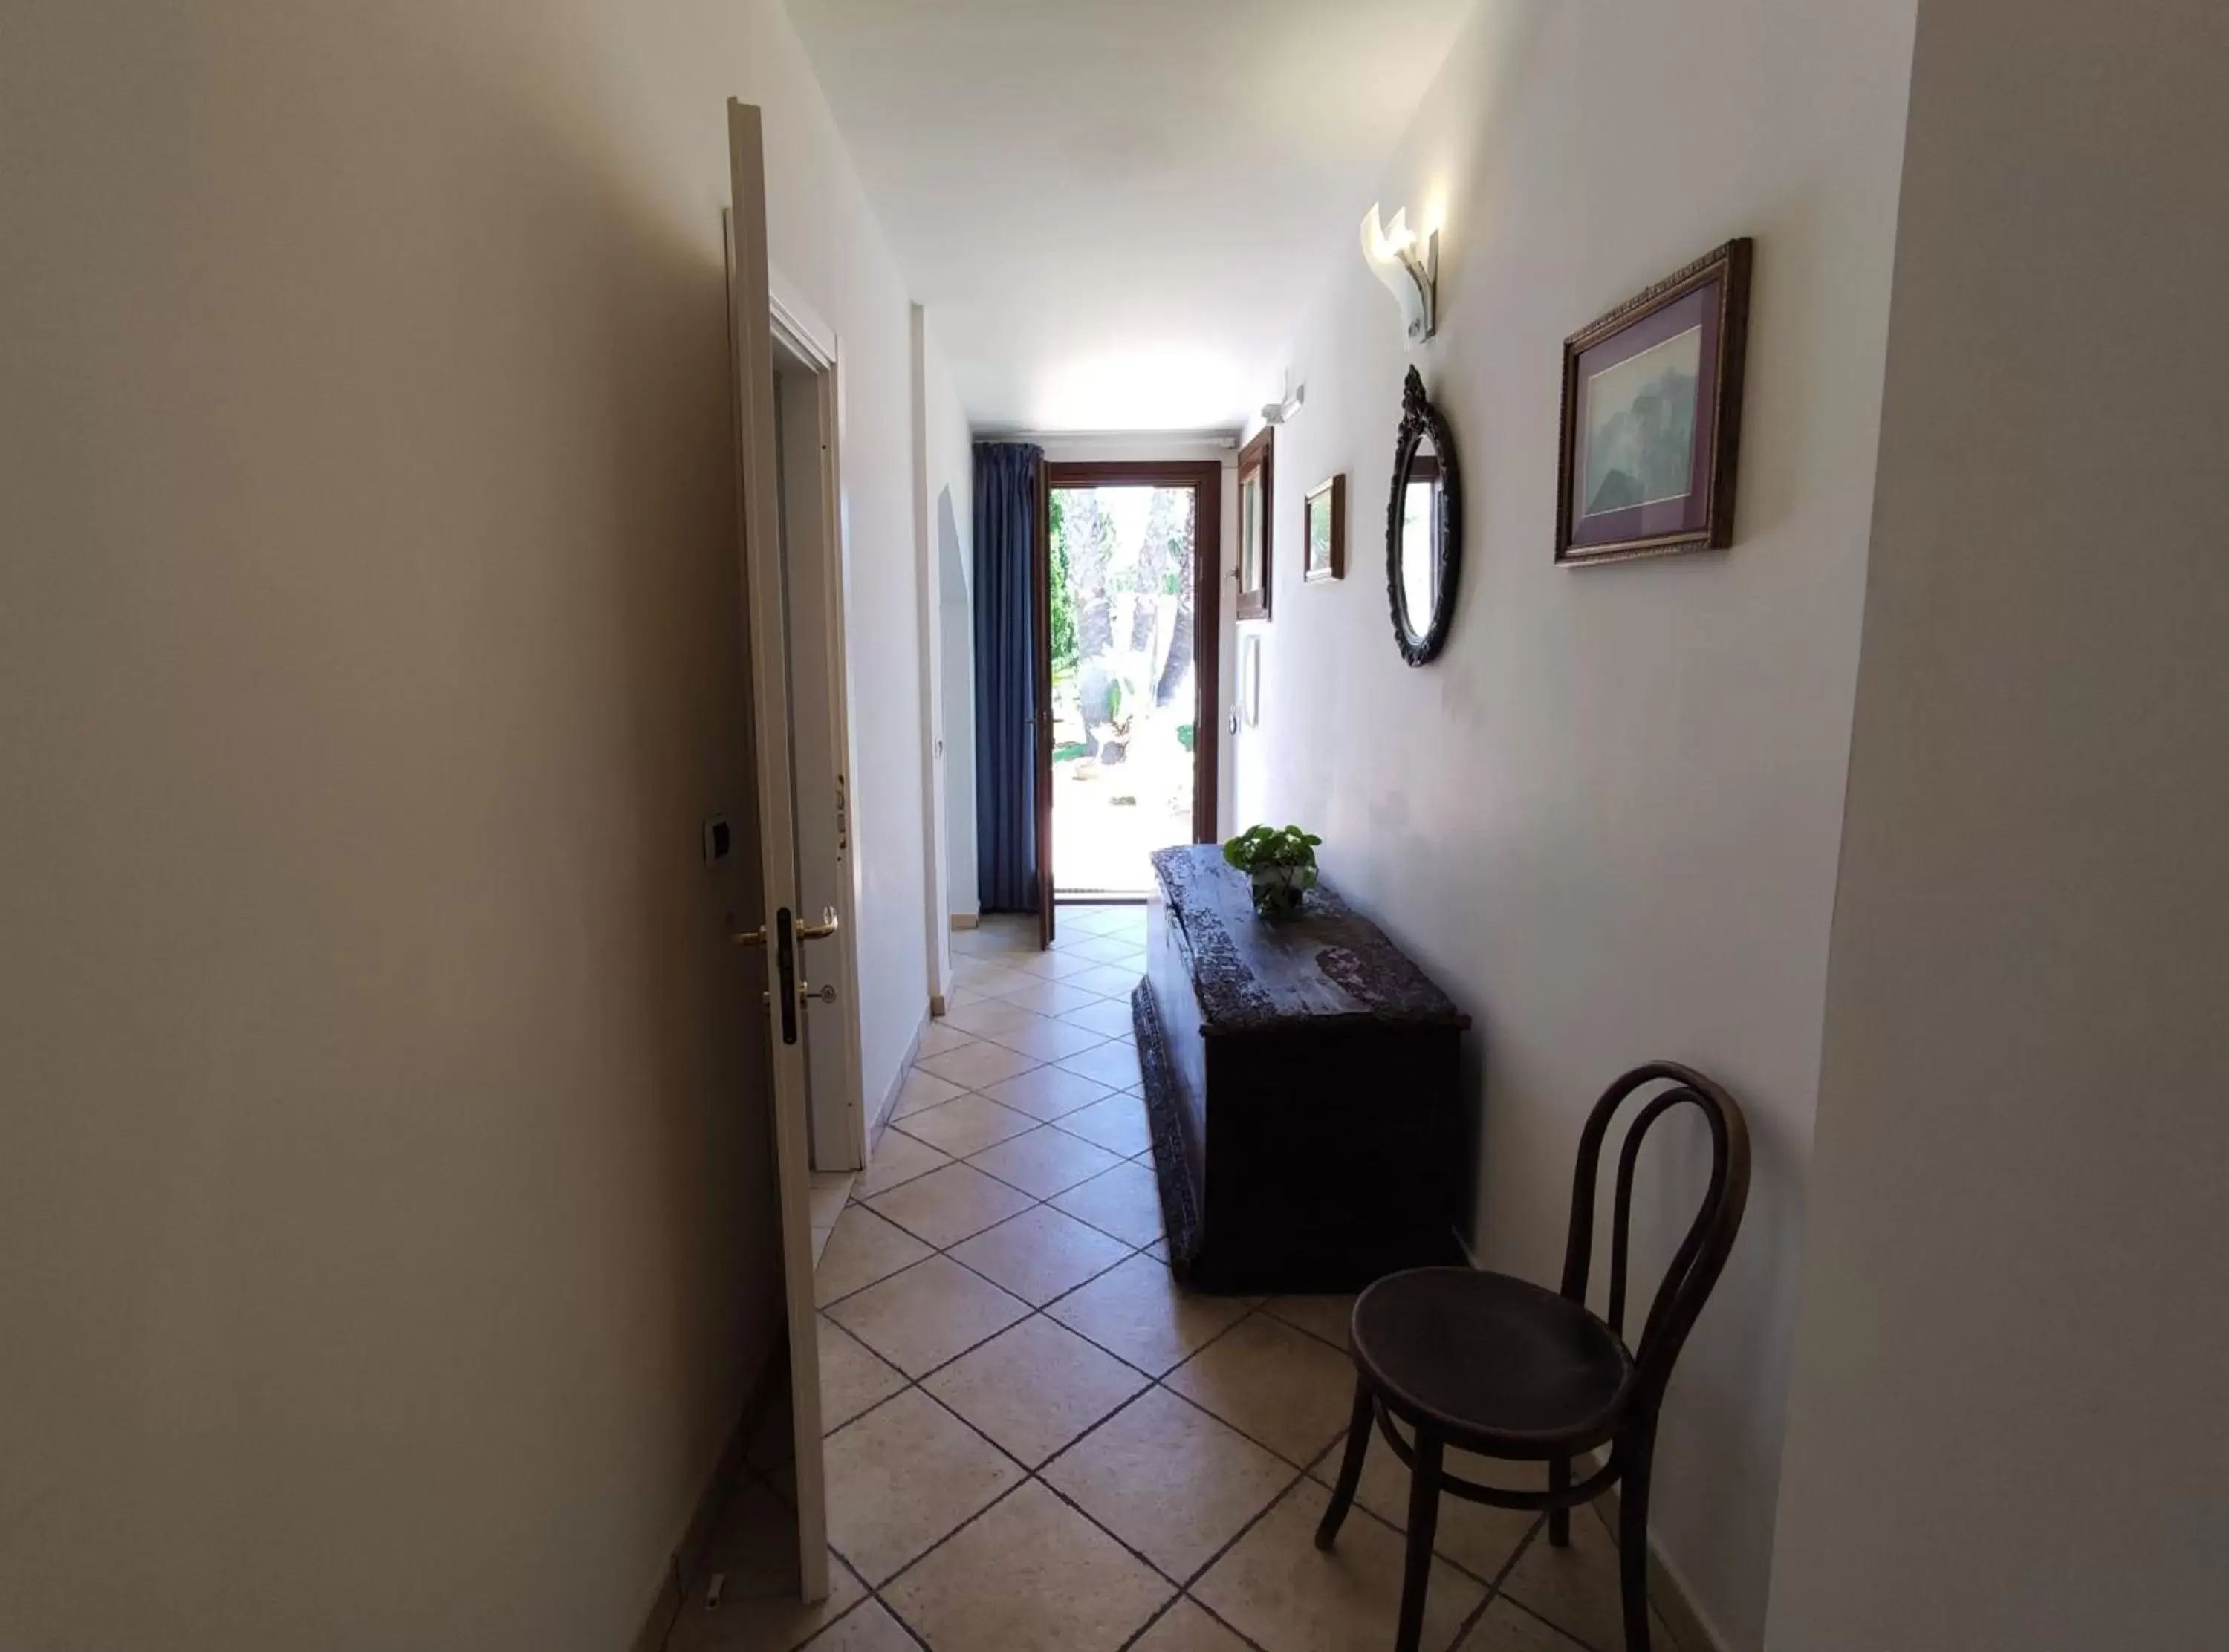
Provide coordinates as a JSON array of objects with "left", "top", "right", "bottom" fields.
[{"left": 725, "top": 97, "right": 828, "bottom": 1602}]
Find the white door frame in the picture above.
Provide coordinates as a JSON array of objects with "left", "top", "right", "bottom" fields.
[
  {"left": 769, "top": 271, "right": 870, "bottom": 1174},
  {"left": 910, "top": 305, "right": 955, "bottom": 1015}
]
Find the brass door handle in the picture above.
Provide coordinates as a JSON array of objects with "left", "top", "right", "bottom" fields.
[
  {"left": 729, "top": 915, "right": 766, "bottom": 947},
  {"left": 797, "top": 905, "right": 840, "bottom": 941}
]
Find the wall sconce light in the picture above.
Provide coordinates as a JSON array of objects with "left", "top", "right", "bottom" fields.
[{"left": 1361, "top": 204, "right": 1438, "bottom": 345}]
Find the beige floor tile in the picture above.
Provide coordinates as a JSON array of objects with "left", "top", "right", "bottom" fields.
[
  {"left": 1308, "top": 1431, "right": 1541, "bottom": 1585},
  {"left": 816, "top": 1316, "right": 908, "bottom": 1432},
  {"left": 866, "top": 1161, "right": 1037, "bottom": 1249},
  {"left": 1496, "top": 1497, "right": 1662, "bottom": 1652},
  {"left": 993, "top": 978, "right": 1109, "bottom": 1018},
  {"left": 1193, "top": 1480, "right": 1485, "bottom": 1652},
  {"left": 1129, "top": 1599, "right": 1254, "bottom": 1652},
  {"left": 953, "top": 957, "right": 1040, "bottom": 995},
  {"left": 1069, "top": 934, "right": 1146, "bottom": 965},
  {"left": 967, "top": 1119, "right": 1123, "bottom": 1194},
  {"left": 890, "top": 1066, "right": 968, "bottom": 1121},
  {"left": 914, "top": 1020, "right": 978, "bottom": 1058},
  {"left": 922, "top": 1314, "right": 1149, "bottom": 1466},
  {"left": 892, "top": 1092, "right": 1037, "bottom": 1157},
  {"left": 1056, "top": 1091, "right": 1153, "bottom": 1157},
  {"left": 1259, "top": 1292, "right": 1356, "bottom": 1351},
  {"left": 825, "top": 1253, "right": 1030, "bottom": 1376},
  {"left": 1458, "top": 1596, "right": 1592, "bottom": 1650},
  {"left": 1058, "top": 1037, "right": 1146, "bottom": 1090},
  {"left": 807, "top": 1173, "right": 853, "bottom": 1232},
  {"left": 964, "top": 1123, "right": 1126, "bottom": 1200},
  {"left": 1065, "top": 962, "right": 1149, "bottom": 1002},
  {"left": 983, "top": 1012, "right": 1109, "bottom": 1061},
  {"left": 1043, "top": 1386, "right": 1296, "bottom": 1580},
  {"left": 881, "top": 1480, "right": 1173, "bottom": 1651},
  {"left": 1051, "top": 1159, "right": 1165, "bottom": 1246},
  {"left": 814, "top": 1205, "right": 933, "bottom": 1307},
  {"left": 984, "top": 1062, "right": 1114, "bottom": 1120},
  {"left": 667, "top": 1480, "right": 866, "bottom": 1651},
  {"left": 953, "top": 917, "right": 1036, "bottom": 955},
  {"left": 1016, "top": 947, "right": 1103, "bottom": 981},
  {"left": 915, "top": 1038, "right": 1043, "bottom": 1090},
  {"left": 1063, "top": 905, "right": 1131, "bottom": 937},
  {"left": 799, "top": 1598, "right": 920, "bottom": 1651},
  {"left": 947, "top": 1203, "right": 1134, "bottom": 1305},
  {"left": 1059, "top": 996, "right": 1138, "bottom": 1038},
  {"left": 1164, "top": 1312, "right": 1357, "bottom": 1466},
  {"left": 823, "top": 1388, "right": 1024, "bottom": 1584},
  {"left": 851, "top": 1130, "right": 951, "bottom": 1199},
  {"left": 940, "top": 996, "right": 1050, "bottom": 1038},
  {"left": 1044, "top": 1252, "right": 1252, "bottom": 1376}
]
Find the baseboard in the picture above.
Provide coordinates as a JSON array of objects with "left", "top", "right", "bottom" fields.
[
  {"left": 1593, "top": 1486, "right": 1726, "bottom": 1652},
  {"left": 869, "top": 1004, "right": 930, "bottom": 1148},
  {"left": 950, "top": 912, "right": 979, "bottom": 931},
  {"left": 629, "top": 1354, "right": 785, "bottom": 1652}
]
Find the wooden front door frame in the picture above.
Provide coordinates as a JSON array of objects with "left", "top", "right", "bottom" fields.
[{"left": 1041, "top": 460, "right": 1226, "bottom": 910}]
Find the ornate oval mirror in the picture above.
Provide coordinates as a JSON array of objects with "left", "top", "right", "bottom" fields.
[{"left": 1387, "top": 366, "right": 1461, "bottom": 666}]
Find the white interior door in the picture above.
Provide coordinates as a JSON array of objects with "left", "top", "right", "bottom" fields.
[
  {"left": 724, "top": 97, "right": 828, "bottom": 1602},
  {"left": 771, "top": 339, "right": 869, "bottom": 1173}
]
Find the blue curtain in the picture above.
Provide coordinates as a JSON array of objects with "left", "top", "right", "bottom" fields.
[{"left": 973, "top": 442, "right": 1044, "bottom": 912}]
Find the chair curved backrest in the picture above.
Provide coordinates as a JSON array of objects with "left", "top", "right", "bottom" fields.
[{"left": 1557, "top": 1061, "right": 1751, "bottom": 1411}]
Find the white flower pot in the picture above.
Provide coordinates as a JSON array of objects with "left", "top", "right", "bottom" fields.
[{"left": 1249, "top": 864, "right": 1317, "bottom": 916}]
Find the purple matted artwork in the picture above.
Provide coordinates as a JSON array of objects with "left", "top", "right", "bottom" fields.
[{"left": 1556, "top": 239, "right": 1753, "bottom": 566}]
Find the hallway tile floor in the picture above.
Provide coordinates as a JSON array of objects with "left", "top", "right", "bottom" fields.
[{"left": 670, "top": 908, "right": 1677, "bottom": 1652}]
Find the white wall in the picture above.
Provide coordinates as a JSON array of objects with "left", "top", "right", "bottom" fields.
[
  {"left": 1233, "top": 2, "right": 1915, "bottom": 1644},
  {"left": 0, "top": 1, "right": 928, "bottom": 1646},
  {"left": 1765, "top": 3, "right": 2229, "bottom": 1646},
  {"left": 926, "top": 338, "right": 979, "bottom": 922}
]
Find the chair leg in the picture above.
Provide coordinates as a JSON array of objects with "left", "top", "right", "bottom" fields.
[
  {"left": 1618, "top": 1428, "right": 1655, "bottom": 1652},
  {"left": 1314, "top": 1377, "right": 1375, "bottom": 1551},
  {"left": 1548, "top": 1457, "right": 1571, "bottom": 1547},
  {"left": 1395, "top": 1430, "right": 1444, "bottom": 1652}
]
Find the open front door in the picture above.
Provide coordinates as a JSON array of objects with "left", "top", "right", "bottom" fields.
[{"left": 725, "top": 97, "right": 828, "bottom": 1601}]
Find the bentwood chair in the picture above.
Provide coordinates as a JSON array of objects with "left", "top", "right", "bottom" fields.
[{"left": 1315, "top": 1061, "right": 1751, "bottom": 1652}]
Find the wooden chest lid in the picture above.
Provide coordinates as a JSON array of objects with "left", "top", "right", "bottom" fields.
[{"left": 1150, "top": 845, "right": 1470, "bottom": 1035}]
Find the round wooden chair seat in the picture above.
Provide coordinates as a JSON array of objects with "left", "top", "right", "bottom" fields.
[{"left": 1352, "top": 1266, "right": 1635, "bottom": 1454}]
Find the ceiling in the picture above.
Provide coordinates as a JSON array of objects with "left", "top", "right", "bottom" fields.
[{"left": 784, "top": 0, "right": 1477, "bottom": 433}]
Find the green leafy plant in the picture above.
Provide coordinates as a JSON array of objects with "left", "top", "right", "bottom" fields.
[{"left": 1221, "top": 824, "right": 1323, "bottom": 916}]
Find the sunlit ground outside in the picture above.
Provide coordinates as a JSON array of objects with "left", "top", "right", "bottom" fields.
[{"left": 1049, "top": 485, "right": 1198, "bottom": 897}]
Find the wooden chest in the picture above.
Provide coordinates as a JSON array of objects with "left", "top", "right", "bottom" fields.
[{"left": 1135, "top": 845, "right": 1472, "bottom": 1294}]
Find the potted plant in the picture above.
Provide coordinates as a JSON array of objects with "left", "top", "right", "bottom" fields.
[{"left": 1221, "top": 824, "right": 1323, "bottom": 917}]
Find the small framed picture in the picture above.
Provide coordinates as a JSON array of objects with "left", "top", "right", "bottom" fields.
[
  {"left": 1303, "top": 474, "right": 1346, "bottom": 583},
  {"left": 1557, "top": 238, "right": 1752, "bottom": 566}
]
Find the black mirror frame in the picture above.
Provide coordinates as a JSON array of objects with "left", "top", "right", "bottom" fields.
[{"left": 1386, "top": 366, "right": 1461, "bottom": 667}]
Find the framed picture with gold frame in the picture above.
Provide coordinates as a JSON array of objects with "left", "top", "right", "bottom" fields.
[
  {"left": 1557, "top": 238, "right": 1753, "bottom": 566},
  {"left": 1304, "top": 474, "right": 1346, "bottom": 583}
]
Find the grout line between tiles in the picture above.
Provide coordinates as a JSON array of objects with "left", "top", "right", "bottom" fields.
[{"left": 820, "top": 919, "right": 1547, "bottom": 1648}]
